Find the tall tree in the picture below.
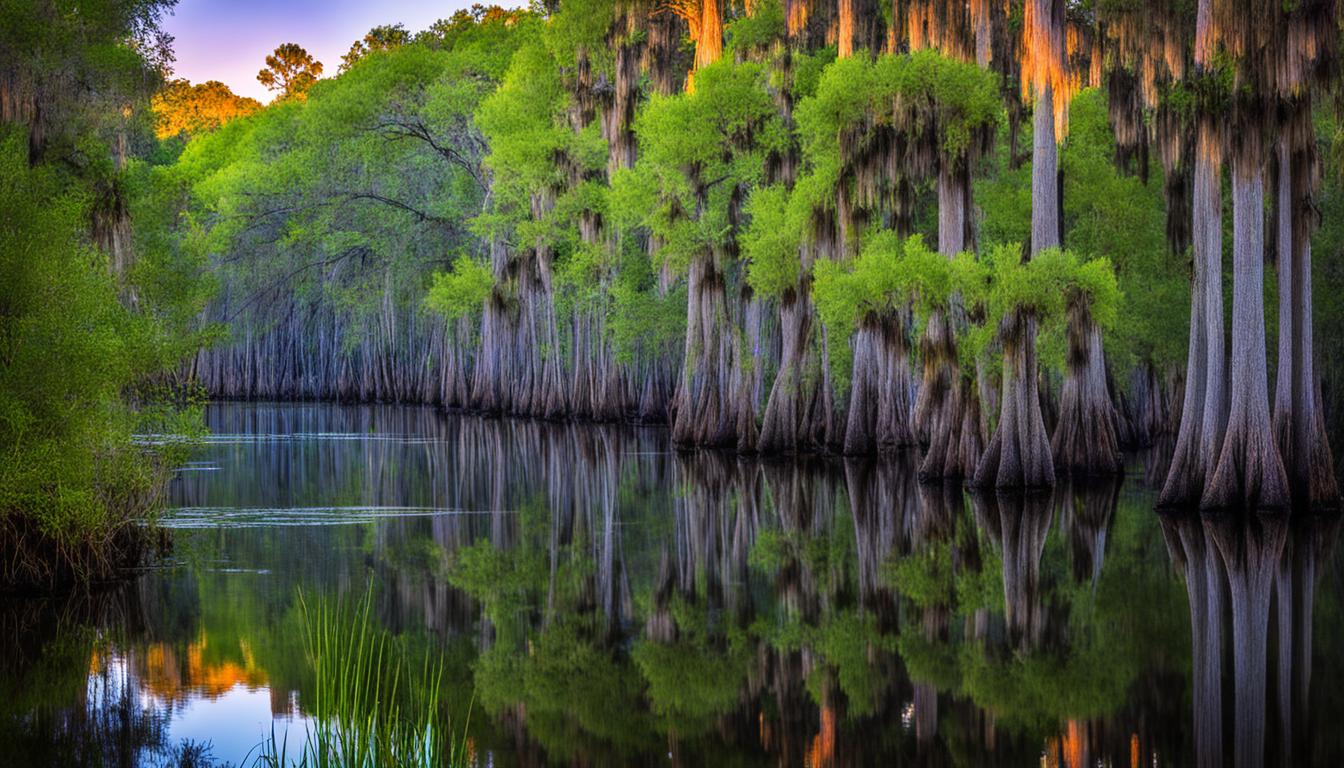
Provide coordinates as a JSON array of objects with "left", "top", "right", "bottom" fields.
[
  {"left": 974, "top": 0, "right": 1068, "bottom": 488},
  {"left": 257, "top": 43, "right": 324, "bottom": 99},
  {"left": 1269, "top": 3, "right": 1340, "bottom": 509},
  {"left": 1201, "top": 1, "right": 1293, "bottom": 511},
  {"left": 1156, "top": 0, "right": 1226, "bottom": 507}
]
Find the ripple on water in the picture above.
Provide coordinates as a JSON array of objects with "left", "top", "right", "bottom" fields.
[{"left": 157, "top": 505, "right": 508, "bottom": 528}]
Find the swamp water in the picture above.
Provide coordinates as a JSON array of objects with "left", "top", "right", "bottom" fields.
[{"left": 2, "top": 401, "right": 1343, "bottom": 766}]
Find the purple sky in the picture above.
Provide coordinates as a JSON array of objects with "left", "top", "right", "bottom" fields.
[{"left": 162, "top": 0, "right": 488, "bottom": 102}]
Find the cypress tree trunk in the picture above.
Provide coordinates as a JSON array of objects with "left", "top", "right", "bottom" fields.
[
  {"left": 974, "top": 310, "right": 1054, "bottom": 487},
  {"left": 842, "top": 309, "right": 912, "bottom": 454},
  {"left": 1273, "top": 135, "right": 1294, "bottom": 455},
  {"left": 1166, "top": 0, "right": 1231, "bottom": 508},
  {"left": 1051, "top": 301, "right": 1121, "bottom": 475},
  {"left": 732, "top": 289, "right": 763, "bottom": 451},
  {"left": 1203, "top": 142, "right": 1289, "bottom": 510},
  {"left": 919, "top": 162, "right": 981, "bottom": 479},
  {"left": 1030, "top": 85, "right": 1059, "bottom": 255},
  {"left": 843, "top": 315, "right": 882, "bottom": 454},
  {"left": 471, "top": 236, "right": 516, "bottom": 414},
  {"left": 1271, "top": 128, "right": 1340, "bottom": 508},
  {"left": 672, "top": 251, "right": 737, "bottom": 447},
  {"left": 975, "top": 83, "right": 1055, "bottom": 489},
  {"left": 1162, "top": 120, "right": 1226, "bottom": 506},
  {"left": 874, "top": 310, "right": 915, "bottom": 449},
  {"left": 759, "top": 288, "right": 813, "bottom": 453}
]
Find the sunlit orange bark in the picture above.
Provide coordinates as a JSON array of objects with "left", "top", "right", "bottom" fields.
[
  {"left": 1020, "top": 0, "right": 1076, "bottom": 140},
  {"left": 667, "top": 0, "right": 723, "bottom": 90},
  {"left": 838, "top": 0, "right": 855, "bottom": 58}
]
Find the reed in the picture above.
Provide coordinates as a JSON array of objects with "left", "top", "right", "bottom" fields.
[{"left": 251, "top": 588, "right": 469, "bottom": 768}]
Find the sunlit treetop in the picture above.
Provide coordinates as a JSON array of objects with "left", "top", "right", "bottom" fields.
[{"left": 152, "top": 79, "right": 262, "bottom": 140}]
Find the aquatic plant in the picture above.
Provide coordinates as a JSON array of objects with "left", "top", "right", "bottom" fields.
[{"left": 251, "top": 588, "right": 469, "bottom": 768}]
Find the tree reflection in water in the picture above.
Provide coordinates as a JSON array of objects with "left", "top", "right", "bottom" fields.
[
  {"left": 1, "top": 403, "right": 1342, "bottom": 766},
  {"left": 1162, "top": 511, "right": 1339, "bottom": 768}
]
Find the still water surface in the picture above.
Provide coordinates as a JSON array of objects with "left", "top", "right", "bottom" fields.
[{"left": 3, "top": 402, "right": 1343, "bottom": 766}]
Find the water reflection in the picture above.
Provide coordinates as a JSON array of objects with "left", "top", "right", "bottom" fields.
[
  {"left": 1161, "top": 512, "right": 1339, "bottom": 768},
  {"left": 0, "top": 402, "right": 1341, "bottom": 766}
]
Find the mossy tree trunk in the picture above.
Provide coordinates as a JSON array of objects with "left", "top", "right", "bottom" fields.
[
  {"left": 919, "top": 161, "right": 982, "bottom": 480},
  {"left": 672, "top": 250, "right": 739, "bottom": 447},
  {"left": 844, "top": 310, "right": 912, "bottom": 454},
  {"left": 759, "top": 286, "right": 814, "bottom": 453},
  {"left": 1051, "top": 300, "right": 1121, "bottom": 475}
]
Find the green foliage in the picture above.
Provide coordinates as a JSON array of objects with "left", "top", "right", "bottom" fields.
[
  {"left": 725, "top": 0, "right": 786, "bottom": 57},
  {"left": 790, "top": 47, "right": 838, "bottom": 102},
  {"left": 742, "top": 184, "right": 803, "bottom": 297},
  {"left": 341, "top": 24, "right": 413, "bottom": 73},
  {"left": 1061, "top": 88, "right": 1187, "bottom": 371},
  {"left": 0, "top": 130, "right": 184, "bottom": 549},
  {"left": 627, "top": 59, "right": 788, "bottom": 275},
  {"left": 0, "top": 0, "right": 174, "bottom": 163},
  {"left": 796, "top": 49, "right": 999, "bottom": 166},
  {"left": 545, "top": 0, "right": 616, "bottom": 76},
  {"left": 607, "top": 244, "right": 687, "bottom": 365},
  {"left": 425, "top": 255, "right": 494, "bottom": 321},
  {"left": 986, "top": 247, "right": 1120, "bottom": 332}
]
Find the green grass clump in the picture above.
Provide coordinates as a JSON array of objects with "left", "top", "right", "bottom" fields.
[{"left": 252, "top": 588, "right": 469, "bottom": 768}]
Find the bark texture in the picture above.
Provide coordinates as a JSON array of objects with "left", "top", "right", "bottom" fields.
[
  {"left": 1051, "top": 301, "right": 1121, "bottom": 476},
  {"left": 672, "top": 252, "right": 741, "bottom": 447},
  {"left": 1271, "top": 128, "right": 1340, "bottom": 508},
  {"left": 1203, "top": 150, "right": 1290, "bottom": 510},
  {"left": 974, "top": 310, "right": 1055, "bottom": 488}
]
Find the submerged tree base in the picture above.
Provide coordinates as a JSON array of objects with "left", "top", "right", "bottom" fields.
[{"left": 0, "top": 515, "right": 169, "bottom": 595}]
